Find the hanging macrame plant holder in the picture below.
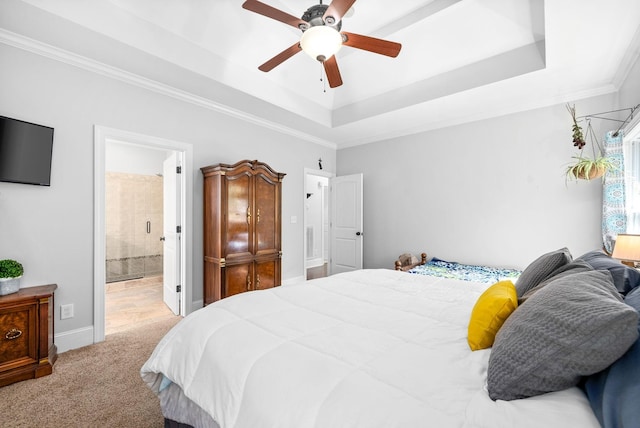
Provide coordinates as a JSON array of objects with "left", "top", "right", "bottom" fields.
[{"left": 566, "top": 109, "right": 613, "bottom": 181}]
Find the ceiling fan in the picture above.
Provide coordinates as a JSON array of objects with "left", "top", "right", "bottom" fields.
[{"left": 242, "top": 0, "right": 402, "bottom": 88}]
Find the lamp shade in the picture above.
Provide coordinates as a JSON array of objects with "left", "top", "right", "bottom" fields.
[
  {"left": 612, "top": 234, "right": 640, "bottom": 262},
  {"left": 300, "top": 26, "right": 342, "bottom": 62}
]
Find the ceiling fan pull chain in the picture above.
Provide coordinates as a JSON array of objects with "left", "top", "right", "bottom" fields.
[{"left": 320, "top": 61, "right": 327, "bottom": 93}]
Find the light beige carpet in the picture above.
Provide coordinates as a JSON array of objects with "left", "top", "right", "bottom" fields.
[{"left": 2, "top": 316, "right": 181, "bottom": 427}]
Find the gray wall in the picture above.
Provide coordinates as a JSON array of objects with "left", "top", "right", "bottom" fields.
[
  {"left": 0, "top": 43, "right": 335, "bottom": 339},
  {"left": 337, "top": 92, "right": 630, "bottom": 270}
]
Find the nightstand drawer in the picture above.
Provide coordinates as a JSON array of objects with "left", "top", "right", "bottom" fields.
[
  {"left": 0, "top": 284, "right": 56, "bottom": 386},
  {"left": 0, "top": 302, "right": 37, "bottom": 368}
]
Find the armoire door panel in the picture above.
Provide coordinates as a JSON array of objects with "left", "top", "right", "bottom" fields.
[
  {"left": 225, "top": 174, "right": 252, "bottom": 255},
  {"left": 224, "top": 263, "right": 252, "bottom": 297},
  {"left": 255, "top": 259, "right": 280, "bottom": 290},
  {"left": 255, "top": 174, "right": 278, "bottom": 253}
]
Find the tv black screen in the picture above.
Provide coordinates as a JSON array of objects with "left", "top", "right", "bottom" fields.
[{"left": 0, "top": 116, "right": 54, "bottom": 186}]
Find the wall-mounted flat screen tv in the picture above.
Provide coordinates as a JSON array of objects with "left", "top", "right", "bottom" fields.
[{"left": 0, "top": 116, "right": 54, "bottom": 186}]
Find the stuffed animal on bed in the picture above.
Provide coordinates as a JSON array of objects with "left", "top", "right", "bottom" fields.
[{"left": 398, "top": 253, "right": 419, "bottom": 267}]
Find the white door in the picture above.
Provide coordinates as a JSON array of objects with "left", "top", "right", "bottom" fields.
[
  {"left": 162, "top": 152, "right": 181, "bottom": 315},
  {"left": 330, "top": 173, "right": 363, "bottom": 274}
]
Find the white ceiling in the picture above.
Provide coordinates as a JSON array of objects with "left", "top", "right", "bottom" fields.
[{"left": 1, "top": 0, "right": 639, "bottom": 148}]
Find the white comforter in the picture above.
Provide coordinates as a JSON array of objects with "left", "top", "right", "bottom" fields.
[{"left": 141, "top": 269, "right": 600, "bottom": 428}]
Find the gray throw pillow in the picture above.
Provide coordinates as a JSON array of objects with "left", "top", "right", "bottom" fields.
[
  {"left": 488, "top": 270, "right": 639, "bottom": 401},
  {"left": 519, "top": 259, "right": 593, "bottom": 303},
  {"left": 577, "top": 249, "right": 640, "bottom": 294},
  {"left": 515, "top": 247, "right": 572, "bottom": 298}
]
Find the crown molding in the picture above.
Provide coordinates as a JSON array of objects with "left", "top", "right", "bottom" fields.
[{"left": 0, "top": 28, "right": 337, "bottom": 150}]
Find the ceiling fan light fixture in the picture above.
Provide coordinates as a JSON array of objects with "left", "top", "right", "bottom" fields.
[{"left": 300, "top": 25, "right": 342, "bottom": 62}]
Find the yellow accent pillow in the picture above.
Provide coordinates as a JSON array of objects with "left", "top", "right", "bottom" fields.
[{"left": 467, "top": 280, "right": 518, "bottom": 351}]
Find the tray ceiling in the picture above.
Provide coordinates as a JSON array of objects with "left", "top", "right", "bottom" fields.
[{"left": 1, "top": 0, "right": 639, "bottom": 148}]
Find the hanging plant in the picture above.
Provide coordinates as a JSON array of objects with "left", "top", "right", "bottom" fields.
[
  {"left": 566, "top": 155, "right": 615, "bottom": 180},
  {"left": 565, "top": 104, "right": 615, "bottom": 181},
  {"left": 568, "top": 104, "right": 586, "bottom": 149}
]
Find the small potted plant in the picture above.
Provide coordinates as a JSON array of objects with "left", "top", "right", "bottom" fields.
[
  {"left": 565, "top": 104, "right": 616, "bottom": 181},
  {"left": 0, "top": 259, "right": 24, "bottom": 295}
]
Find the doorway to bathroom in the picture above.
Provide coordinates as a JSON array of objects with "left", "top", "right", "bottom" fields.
[
  {"left": 94, "top": 126, "right": 192, "bottom": 343},
  {"left": 304, "top": 169, "right": 332, "bottom": 280},
  {"left": 104, "top": 142, "right": 176, "bottom": 334}
]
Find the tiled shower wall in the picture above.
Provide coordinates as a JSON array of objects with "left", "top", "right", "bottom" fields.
[{"left": 105, "top": 172, "right": 164, "bottom": 283}]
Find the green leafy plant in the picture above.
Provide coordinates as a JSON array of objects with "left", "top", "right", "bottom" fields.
[
  {"left": 565, "top": 104, "right": 615, "bottom": 181},
  {"left": 566, "top": 155, "right": 616, "bottom": 180},
  {"left": 0, "top": 259, "right": 24, "bottom": 278}
]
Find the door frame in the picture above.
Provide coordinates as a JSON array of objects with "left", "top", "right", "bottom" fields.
[
  {"left": 304, "top": 168, "right": 334, "bottom": 279},
  {"left": 93, "top": 125, "right": 193, "bottom": 343}
]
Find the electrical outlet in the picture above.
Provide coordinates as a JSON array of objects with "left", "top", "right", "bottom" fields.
[{"left": 60, "top": 304, "right": 74, "bottom": 320}]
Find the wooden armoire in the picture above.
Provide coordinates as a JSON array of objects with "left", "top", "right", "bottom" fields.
[{"left": 201, "top": 160, "right": 286, "bottom": 304}]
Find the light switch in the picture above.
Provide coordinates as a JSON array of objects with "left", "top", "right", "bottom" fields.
[{"left": 290, "top": 216, "right": 297, "bottom": 224}]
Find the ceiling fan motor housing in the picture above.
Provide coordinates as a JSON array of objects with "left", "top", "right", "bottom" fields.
[{"left": 300, "top": 4, "right": 341, "bottom": 31}]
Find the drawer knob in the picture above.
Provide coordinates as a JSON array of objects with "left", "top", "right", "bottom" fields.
[{"left": 5, "top": 328, "right": 22, "bottom": 340}]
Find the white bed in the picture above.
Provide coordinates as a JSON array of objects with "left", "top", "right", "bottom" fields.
[{"left": 141, "top": 269, "right": 603, "bottom": 428}]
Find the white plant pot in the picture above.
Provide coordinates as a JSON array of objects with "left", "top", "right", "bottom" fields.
[{"left": 0, "top": 276, "right": 21, "bottom": 296}]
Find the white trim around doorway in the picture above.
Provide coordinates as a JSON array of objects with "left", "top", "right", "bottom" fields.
[{"left": 93, "top": 125, "right": 194, "bottom": 345}]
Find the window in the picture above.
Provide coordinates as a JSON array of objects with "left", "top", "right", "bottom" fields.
[{"left": 623, "top": 120, "right": 640, "bottom": 232}]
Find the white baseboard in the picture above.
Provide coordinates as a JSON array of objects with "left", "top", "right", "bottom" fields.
[{"left": 55, "top": 326, "right": 95, "bottom": 354}]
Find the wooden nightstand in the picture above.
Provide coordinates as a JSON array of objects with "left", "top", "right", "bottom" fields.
[{"left": 0, "top": 284, "right": 57, "bottom": 387}]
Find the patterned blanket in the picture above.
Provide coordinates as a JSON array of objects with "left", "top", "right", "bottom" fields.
[{"left": 408, "top": 259, "right": 520, "bottom": 284}]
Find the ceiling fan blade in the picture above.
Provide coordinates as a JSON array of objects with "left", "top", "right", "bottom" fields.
[
  {"left": 323, "top": 56, "right": 343, "bottom": 88},
  {"left": 242, "top": 0, "right": 307, "bottom": 30},
  {"left": 341, "top": 32, "right": 402, "bottom": 57},
  {"left": 258, "top": 42, "right": 302, "bottom": 72},
  {"left": 323, "top": 0, "right": 357, "bottom": 24}
]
